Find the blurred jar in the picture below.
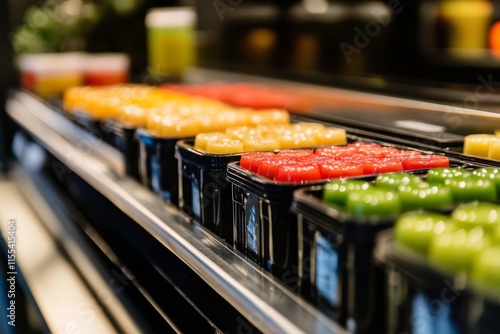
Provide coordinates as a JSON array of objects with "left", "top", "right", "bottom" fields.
[
  {"left": 219, "top": 4, "right": 281, "bottom": 70},
  {"left": 84, "top": 53, "right": 130, "bottom": 86},
  {"left": 440, "top": 0, "right": 493, "bottom": 50},
  {"left": 343, "top": 1, "right": 393, "bottom": 76},
  {"left": 145, "top": 7, "right": 197, "bottom": 82},
  {"left": 287, "top": 0, "right": 349, "bottom": 72},
  {"left": 286, "top": 1, "right": 393, "bottom": 76},
  {"left": 19, "top": 52, "right": 84, "bottom": 99},
  {"left": 487, "top": 0, "right": 500, "bottom": 57}
]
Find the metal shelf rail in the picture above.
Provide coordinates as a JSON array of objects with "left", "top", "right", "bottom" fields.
[{"left": 6, "top": 89, "right": 347, "bottom": 334}]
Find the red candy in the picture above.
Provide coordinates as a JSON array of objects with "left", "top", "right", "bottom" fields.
[
  {"left": 277, "top": 149, "right": 314, "bottom": 157},
  {"left": 319, "top": 161, "right": 365, "bottom": 179},
  {"left": 363, "top": 159, "right": 404, "bottom": 174},
  {"left": 240, "top": 152, "right": 275, "bottom": 172},
  {"left": 275, "top": 164, "right": 322, "bottom": 183},
  {"left": 403, "top": 155, "right": 450, "bottom": 170},
  {"left": 257, "top": 157, "right": 295, "bottom": 179},
  {"left": 239, "top": 143, "right": 450, "bottom": 183}
]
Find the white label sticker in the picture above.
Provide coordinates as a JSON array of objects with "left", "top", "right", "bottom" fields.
[
  {"left": 316, "top": 235, "right": 339, "bottom": 308},
  {"left": 192, "top": 181, "right": 201, "bottom": 219},
  {"left": 246, "top": 197, "right": 259, "bottom": 256},
  {"left": 411, "top": 291, "right": 458, "bottom": 334},
  {"left": 151, "top": 156, "right": 160, "bottom": 193}
]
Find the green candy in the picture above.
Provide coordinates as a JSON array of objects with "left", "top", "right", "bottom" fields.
[
  {"left": 394, "top": 212, "right": 456, "bottom": 256},
  {"left": 397, "top": 183, "right": 454, "bottom": 211},
  {"left": 426, "top": 167, "right": 470, "bottom": 184},
  {"left": 452, "top": 202, "right": 500, "bottom": 233},
  {"left": 472, "top": 167, "right": 500, "bottom": 195},
  {"left": 322, "top": 180, "right": 372, "bottom": 206},
  {"left": 429, "top": 227, "right": 490, "bottom": 275},
  {"left": 345, "top": 188, "right": 401, "bottom": 217},
  {"left": 375, "top": 173, "right": 423, "bottom": 189},
  {"left": 444, "top": 176, "right": 497, "bottom": 203},
  {"left": 471, "top": 246, "right": 500, "bottom": 293}
]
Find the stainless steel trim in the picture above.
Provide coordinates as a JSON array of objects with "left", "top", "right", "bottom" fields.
[
  {"left": 0, "top": 174, "right": 119, "bottom": 334},
  {"left": 7, "top": 90, "right": 348, "bottom": 334},
  {"left": 11, "top": 166, "right": 150, "bottom": 333},
  {"left": 184, "top": 67, "right": 500, "bottom": 115},
  {"left": 184, "top": 67, "right": 500, "bottom": 133}
]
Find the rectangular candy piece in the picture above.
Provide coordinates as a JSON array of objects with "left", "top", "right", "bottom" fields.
[
  {"left": 488, "top": 138, "right": 500, "bottom": 160},
  {"left": 464, "top": 134, "right": 497, "bottom": 158}
]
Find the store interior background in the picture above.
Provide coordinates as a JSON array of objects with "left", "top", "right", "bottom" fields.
[
  {"left": 6, "top": 0, "right": 500, "bottom": 100},
  {"left": 3, "top": 0, "right": 500, "bottom": 173}
]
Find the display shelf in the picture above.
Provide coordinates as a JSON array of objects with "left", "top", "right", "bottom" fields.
[
  {"left": 185, "top": 67, "right": 500, "bottom": 136},
  {"left": 1, "top": 166, "right": 157, "bottom": 333},
  {"left": 6, "top": 89, "right": 347, "bottom": 334}
]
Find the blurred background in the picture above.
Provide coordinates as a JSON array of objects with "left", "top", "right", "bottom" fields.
[{"left": 6, "top": 0, "right": 500, "bottom": 99}]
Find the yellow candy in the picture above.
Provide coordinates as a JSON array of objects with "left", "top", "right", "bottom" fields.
[
  {"left": 249, "top": 109, "right": 290, "bottom": 125},
  {"left": 99, "top": 95, "right": 124, "bottom": 119},
  {"left": 119, "top": 104, "right": 148, "bottom": 127},
  {"left": 488, "top": 138, "right": 500, "bottom": 160},
  {"left": 146, "top": 110, "right": 165, "bottom": 134},
  {"left": 216, "top": 111, "right": 252, "bottom": 130},
  {"left": 64, "top": 84, "right": 294, "bottom": 141},
  {"left": 159, "top": 116, "right": 200, "bottom": 137},
  {"left": 269, "top": 124, "right": 296, "bottom": 136},
  {"left": 315, "top": 127, "right": 347, "bottom": 146},
  {"left": 81, "top": 98, "right": 109, "bottom": 120},
  {"left": 464, "top": 134, "right": 498, "bottom": 158},
  {"left": 243, "top": 137, "right": 280, "bottom": 151},
  {"left": 255, "top": 125, "right": 275, "bottom": 138},
  {"left": 205, "top": 138, "right": 244, "bottom": 154},
  {"left": 194, "top": 132, "right": 230, "bottom": 151},
  {"left": 226, "top": 126, "right": 263, "bottom": 140},
  {"left": 278, "top": 132, "right": 316, "bottom": 149},
  {"left": 292, "top": 122, "right": 325, "bottom": 134},
  {"left": 194, "top": 115, "right": 218, "bottom": 133},
  {"left": 188, "top": 97, "right": 229, "bottom": 113},
  {"left": 63, "top": 86, "right": 86, "bottom": 112}
]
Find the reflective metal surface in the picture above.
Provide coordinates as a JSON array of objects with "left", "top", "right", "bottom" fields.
[
  {"left": 185, "top": 67, "right": 500, "bottom": 135},
  {"left": 0, "top": 173, "right": 119, "bottom": 333}
]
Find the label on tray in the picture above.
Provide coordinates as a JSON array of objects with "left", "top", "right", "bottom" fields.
[
  {"left": 411, "top": 291, "right": 458, "bottom": 334},
  {"left": 245, "top": 194, "right": 260, "bottom": 260},
  {"left": 192, "top": 181, "right": 201, "bottom": 219},
  {"left": 151, "top": 156, "right": 160, "bottom": 193},
  {"left": 315, "top": 234, "right": 339, "bottom": 308}
]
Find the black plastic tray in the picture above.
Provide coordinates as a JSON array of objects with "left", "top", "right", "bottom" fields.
[
  {"left": 100, "top": 119, "right": 140, "bottom": 180},
  {"left": 375, "top": 230, "right": 470, "bottom": 333},
  {"left": 174, "top": 121, "right": 356, "bottom": 245},
  {"left": 374, "top": 230, "right": 500, "bottom": 334},
  {"left": 226, "top": 143, "right": 491, "bottom": 290},
  {"left": 176, "top": 139, "right": 241, "bottom": 243},
  {"left": 292, "top": 185, "right": 397, "bottom": 333},
  {"left": 227, "top": 161, "right": 328, "bottom": 281},
  {"left": 69, "top": 111, "right": 113, "bottom": 145},
  {"left": 137, "top": 129, "right": 191, "bottom": 206},
  {"left": 291, "top": 161, "right": 500, "bottom": 334}
]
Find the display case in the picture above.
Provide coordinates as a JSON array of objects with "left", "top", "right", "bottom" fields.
[
  {"left": 5, "top": 1, "right": 500, "bottom": 333},
  {"left": 5, "top": 67, "right": 500, "bottom": 331}
]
